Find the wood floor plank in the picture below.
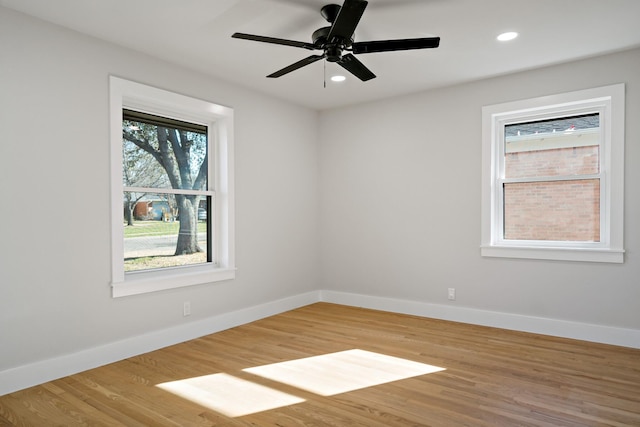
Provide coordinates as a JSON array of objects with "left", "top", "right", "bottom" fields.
[{"left": 1, "top": 303, "right": 639, "bottom": 426}]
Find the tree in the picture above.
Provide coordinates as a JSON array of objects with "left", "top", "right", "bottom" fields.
[
  {"left": 123, "top": 119, "right": 207, "bottom": 255},
  {"left": 122, "top": 135, "right": 170, "bottom": 225}
]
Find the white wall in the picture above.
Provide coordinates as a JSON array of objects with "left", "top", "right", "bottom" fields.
[
  {"left": 0, "top": 8, "right": 319, "bottom": 375},
  {"left": 319, "top": 48, "right": 640, "bottom": 333}
]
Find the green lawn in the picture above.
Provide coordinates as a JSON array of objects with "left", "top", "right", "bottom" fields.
[
  {"left": 124, "top": 220, "right": 206, "bottom": 237},
  {"left": 124, "top": 253, "right": 207, "bottom": 271}
]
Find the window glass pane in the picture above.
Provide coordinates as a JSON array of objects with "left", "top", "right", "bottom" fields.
[
  {"left": 123, "top": 192, "right": 210, "bottom": 272},
  {"left": 505, "top": 114, "right": 599, "bottom": 179},
  {"left": 122, "top": 119, "right": 207, "bottom": 190},
  {"left": 503, "top": 179, "right": 600, "bottom": 242}
]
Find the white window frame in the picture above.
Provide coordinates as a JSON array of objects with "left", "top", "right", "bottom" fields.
[
  {"left": 481, "top": 84, "right": 625, "bottom": 263},
  {"left": 109, "top": 76, "right": 235, "bottom": 297}
]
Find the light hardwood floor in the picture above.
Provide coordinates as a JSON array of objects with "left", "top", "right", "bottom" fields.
[{"left": 1, "top": 303, "right": 639, "bottom": 426}]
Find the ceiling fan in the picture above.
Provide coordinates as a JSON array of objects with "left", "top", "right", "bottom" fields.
[{"left": 231, "top": 0, "right": 440, "bottom": 81}]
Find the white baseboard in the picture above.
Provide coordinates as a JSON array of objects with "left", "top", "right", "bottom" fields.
[
  {"left": 319, "top": 290, "right": 640, "bottom": 350},
  {"left": 0, "top": 291, "right": 320, "bottom": 396},
  {"left": 3, "top": 289, "right": 638, "bottom": 396}
]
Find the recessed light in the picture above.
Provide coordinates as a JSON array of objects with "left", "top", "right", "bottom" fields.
[
  {"left": 331, "top": 75, "right": 346, "bottom": 82},
  {"left": 497, "top": 31, "right": 518, "bottom": 42}
]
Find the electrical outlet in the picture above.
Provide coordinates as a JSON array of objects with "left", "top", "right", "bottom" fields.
[
  {"left": 183, "top": 301, "right": 191, "bottom": 317},
  {"left": 448, "top": 288, "right": 456, "bottom": 301}
]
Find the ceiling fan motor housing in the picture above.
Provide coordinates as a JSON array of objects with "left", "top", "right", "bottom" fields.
[
  {"left": 312, "top": 26, "right": 353, "bottom": 61},
  {"left": 312, "top": 26, "right": 332, "bottom": 46}
]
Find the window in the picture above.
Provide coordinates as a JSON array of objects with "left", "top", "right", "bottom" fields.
[
  {"left": 481, "top": 84, "right": 625, "bottom": 263},
  {"left": 110, "top": 77, "right": 235, "bottom": 297}
]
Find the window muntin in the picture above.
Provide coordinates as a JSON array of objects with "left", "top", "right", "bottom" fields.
[
  {"left": 481, "top": 84, "right": 625, "bottom": 263},
  {"left": 110, "top": 76, "right": 235, "bottom": 297}
]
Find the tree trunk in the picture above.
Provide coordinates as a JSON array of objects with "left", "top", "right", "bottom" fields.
[
  {"left": 126, "top": 203, "right": 134, "bottom": 226},
  {"left": 175, "top": 195, "right": 202, "bottom": 255}
]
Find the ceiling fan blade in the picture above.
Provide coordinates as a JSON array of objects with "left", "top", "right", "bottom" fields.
[
  {"left": 352, "top": 37, "right": 440, "bottom": 54},
  {"left": 337, "top": 53, "right": 376, "bottom": 81},
  {"left": 267, "top": 54, "right": 325, "bottom": 78},
  {"left": 327, "top": 0, "right": 368, "bottom": 41},
  {"left": 232, "top": 32, "right": 316, "bottom": 50}
]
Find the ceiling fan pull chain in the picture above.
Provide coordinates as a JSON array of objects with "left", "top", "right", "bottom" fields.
[{"left": 324, "top": 59, "right": 327, "bottom": 88}]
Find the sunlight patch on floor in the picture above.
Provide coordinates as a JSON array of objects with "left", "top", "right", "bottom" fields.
[
  {"left": 156, "top": 349, "right": 445, "bottom": 417},
  {"left": 156, "top": 373, "right": 305, "bottom": 417},
  {"left": 244, "top": 349, "right": 446, "bottom": 396}
]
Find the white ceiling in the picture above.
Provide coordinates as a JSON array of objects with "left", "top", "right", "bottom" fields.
[{"left": 3, "top": 0, "right": 640, "bottom": 110}]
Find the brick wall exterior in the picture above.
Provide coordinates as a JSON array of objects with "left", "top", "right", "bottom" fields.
[
  {"left": 504, "top": 146, "right": 600, "bottom": 242},
  {"left": 506, "top": 146, "right": 599, "bottom": 178}
]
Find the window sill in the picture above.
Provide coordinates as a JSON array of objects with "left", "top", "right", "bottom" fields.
[
  {"left": 481, "top": 245, "right": 624, "bottom": 263},
  {"left": 111, "top": 266, "right": 236, "bottom": 298}
]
